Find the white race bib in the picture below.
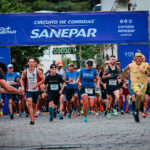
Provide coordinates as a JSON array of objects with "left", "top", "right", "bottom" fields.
[
  {"left": 7, "top": 80, "right": 12, "bottom": 85},
  {"left": 135, "top": 84, "right": 144, "bottom": 90},
  {"left": 50, "top": 84, "right": 58, "bottom": 90},
  {"left": 109, "top": 79, "right": 117, "bottom": 86},
  {"left": 95, "top": 88, "right": 100, "bottom": 94},
  {"left": 85, "top": 88, "right": 93, "bottom": 94},
  {"left": 69, "top": 80, "right": 76, "bottom": 84}
]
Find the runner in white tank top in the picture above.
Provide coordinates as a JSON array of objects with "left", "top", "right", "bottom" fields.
[{"left": 21, "top": 57, "right": 45, "bottom": 125}]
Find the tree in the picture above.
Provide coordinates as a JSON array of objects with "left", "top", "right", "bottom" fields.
[
  {"left": 75, "top": 45, "right": 103, "bottom": 68},
  {"left": 11, "top": 46, "right": 47, "bottom": 72}
]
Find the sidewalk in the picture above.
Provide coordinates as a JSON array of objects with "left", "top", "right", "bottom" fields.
[{"left": 0, "top": 112, "right": 150, "bottom": 150}]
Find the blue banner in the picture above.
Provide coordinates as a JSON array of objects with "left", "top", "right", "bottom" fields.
[
  {"left": 118, "top": 44, "right": 149, "bottom": 69},
  {"left": 0, "top": 11, "right": 148, "bottom": 46},
  {"left": 0, "top": 47, "right": 10, "bottom": 65}
]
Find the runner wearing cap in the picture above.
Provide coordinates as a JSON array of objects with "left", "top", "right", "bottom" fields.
[
  {"left": 5, "top": 64, "right": 23, "bottom": 119},
  {"left": 76, "top": 59, "right": 100, "bottom": 122},
  {"left": 44, "top": 64, "right": 65, "bottom": 121},
  {"left": 65, "top": 63, "right": 79, "bottom": 118}
]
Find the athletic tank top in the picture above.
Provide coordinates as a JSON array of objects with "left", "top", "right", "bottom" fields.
[
  {"left": 56, "top": 69, "right": 63, "bottom": 77},
  {"left": 107, "top": 66, "right": 118, "bottom": 87},
  {"left": 26, "top": 68, "right": 40, "bottom": 92}
]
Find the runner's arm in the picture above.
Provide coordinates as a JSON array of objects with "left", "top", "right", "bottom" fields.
[
  {"left": 145, "top": 66, "right": 150, "bottom": 76},
  {"left": 0, "top": 79, "right": 23, "bottom": 95},
  {"left": 121, "top": 66, "right": 130, "bottom": 80},
  {"left": 37, "top": 69, "right": 45, "bottom": 87},
  {"left": 95, "top": 76, "right": 100, "bottom": 89},
  {"left": 21, "top": 70, "right": 27, "bottom": 91},
  {"left": 76, "top": 76, "right": 81, "bottom": 85}
]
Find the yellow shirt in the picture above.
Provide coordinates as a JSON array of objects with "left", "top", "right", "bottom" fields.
[{"left": 129, "top": 62, "right": 149, "bottom": 88}]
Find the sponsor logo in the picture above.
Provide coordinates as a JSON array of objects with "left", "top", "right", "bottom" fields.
[
  {"left": 0, "top": 26, "right": 16, "bottom": 35},
  {"left": 30, "top": 28, "right": 97, "bottom": 39}
]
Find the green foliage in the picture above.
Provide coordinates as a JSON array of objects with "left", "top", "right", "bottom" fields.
[
  {"left": 0, "top": 0, "right": 26, "bottom": 13},
  {"left": 75, "top": 45, "right": 103, "bottom": 68},
  {"left": 11, "top": 46, "right": 47, "bottom": 72},
  {"left": 32, "top": 0, "right": 55, "bottom": 11},
  {"left": 63, "top": 57, "right": 72, "bottom": 69}
]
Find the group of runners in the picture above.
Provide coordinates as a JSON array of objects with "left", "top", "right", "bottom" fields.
[{"left": 0, "top": 51, "right": 150, "bottom": 125}]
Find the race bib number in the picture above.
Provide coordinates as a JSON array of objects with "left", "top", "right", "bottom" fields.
[
  {"left": 7, "top": 80, "right": 12, "bottom": 85},
  {"left": 50, "top": 84, "right": 58, "bottom": 90},
  {"left": 69, "top": 80, "right": 76, "bottom": 84},
  {"left": 109, "top": 79, "right": 117, "bottom": 86},
  {"left": 95, "top": 88, "right": 100, "bottom": 94},
  {"left": 135, "top": 84, "right": 144, "bottom": 90},
  {"left": 85, "top": 88, "right": 93, "bottom": 94},
  {"left": 29, "top": 82, "right": 37, "bottom": 91}
]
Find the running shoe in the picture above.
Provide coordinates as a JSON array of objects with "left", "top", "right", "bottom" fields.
[
  {"left": 83, "top": 116, "right": 88, "bottom": 122},
  {"left": 19, "top": 112, "right": 22, "bottom": 117},
  {"left": 49, "top": 116, "right": 53, "bottom": 121},
  {"left": 58, "top": 114, "right": 63, "bottom": 119},
  {"left": 120, "top": 110, "right": 125, "bottom": 115},
  {"left": 68, "top": 113, "right": 72, "bottom": 118},
  {"left": 35, "top": 111, "right": 38, "bottom": 118},
  {"left": 104, "top": 111, "right": 107, "bottom": 117},
  {"left": 133, "top": 112, "right": 140, "bottom": 122},
  {"left": 22, "top": 112, "right": 26, "bottom": 115},
  {"left": 94, "top": 112, "right": 99, "bottom": 116},
  {"left": 112, "top": 109, "right": 118, "bottom": 116},
  {"left": 10, "top": 114, "right": 14, "bottom": 119},
  {"left": 30, "top": 120, "right": 34, "bottom": 125},
  {"left": 33, "top": 116, "right": 36, "bottom": 121},
  {"left": 73, "top": 112, "right": 77, "bottom": 117},
  {"left": 0, "top": 111, "right": 3, "bottom": 117},
  {"left": 106, "top": 113, "right": 112, "bottom": 119},
  {"left": 141, "top": 112, "right": 147, "bottom": 118},
  {"left": 26, "top": 113, "right": 29, "bottom": 117},
  {"left": 77, "top": 111, "right": 81, "bottom": 116},
  {"left": 90, "top": 109, "right": 94, "bottom": 113}
]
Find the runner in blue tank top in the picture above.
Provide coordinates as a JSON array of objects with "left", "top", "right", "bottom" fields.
[{"left": 76, "top": 59, "right": 100, "bottom": 122}]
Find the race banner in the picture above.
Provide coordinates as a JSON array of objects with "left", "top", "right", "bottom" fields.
[
  {"left": 0, "top": 11, "right": 148, "bottom": 46},
  {"left": 0, "top": 47, "right": 10, "bottom": 65},
  {"left": 118, "top": 44, "right": 149, "bottom": 69}
]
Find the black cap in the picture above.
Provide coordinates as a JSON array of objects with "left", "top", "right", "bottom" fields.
[
  {"left": 86, "top": 60, "right": 93, "bottom": 66},
  {"left": 0, "top": 62, "right": 7, "bottom": 74}
]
